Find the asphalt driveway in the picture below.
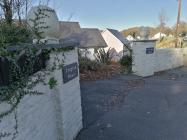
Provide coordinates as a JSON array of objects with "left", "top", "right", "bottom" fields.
[{"left": 76, "top": 67, "right": 187, "bottom": 140}]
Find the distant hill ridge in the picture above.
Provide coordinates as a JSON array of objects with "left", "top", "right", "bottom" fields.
[
  {"left": 121, "top": 21, "right": 187, "bottom": 38},
  {"left": 121, "top": 26, "right": 174, "bottom": 38}
]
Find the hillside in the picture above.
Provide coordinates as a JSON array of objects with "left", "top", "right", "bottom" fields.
[
  {"left": 121, "top": 21, "right": 187, "bottom": 38},
  {"left": 121, "top": 26, "right": 173, "bottom": 38},
  {"left": 121, "top": 25, "right": 187, "bottom": 48}
]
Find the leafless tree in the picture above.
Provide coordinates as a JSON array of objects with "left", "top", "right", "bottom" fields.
[
  {"left": 0, "top": 0, "right": 14, "bottom": 24},
  {"left": 14, "top": 0, "right": 25, "bottom": 24},
  {"left": 0, "top": 0, "right": 32, "bottom": 25}
]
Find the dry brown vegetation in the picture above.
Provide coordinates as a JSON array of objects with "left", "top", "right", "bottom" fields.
[
  {"left": 80, "top": 63, "right": 122, "bottom": 81},
  {"left": 156, "top": 37, "right": 176, "bottom": 48},
  {"left": 121, "top": 26, "right": 173, "bottom": 38}
]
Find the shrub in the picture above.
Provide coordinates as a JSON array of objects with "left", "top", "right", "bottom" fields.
[
  {"left": 0, "top": 22, "right": 32, "bottom": 56},
  {"left": 79, "top": 57, "right": 101, "bottom": 72},
  {"left": 48, "top": 77, "right": 58, "bottom": 89},
  {"left": 0, "top": 22, "right": 32, "bottom": 45},
  {"left": 78, "top": 49, "right": 101, "bottom": 72},
  {"left": 120, "top": 55, "right": 132, "bottom": 73},
  {"left": 94, "top": 48, "right": 112, "bottom": 64}
]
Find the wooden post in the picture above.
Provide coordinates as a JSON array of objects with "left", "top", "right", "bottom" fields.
[{"left": 175, "top": 0, "right": 182, "bottom": 48}]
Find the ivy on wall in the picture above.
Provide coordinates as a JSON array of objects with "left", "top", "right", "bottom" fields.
[
  {"left": 0, "top": 43, "right": 76, "bottom": 140},
  {"left": 0, "top": 6, "right": 75, "bottom": 140}
]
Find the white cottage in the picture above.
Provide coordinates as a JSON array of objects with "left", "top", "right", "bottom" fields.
[
  {"left": 101, "top": 28, "right": 130, "bottom": 61},
  {"left": 137, "top": 36, "right": 141, "bottom": 40},
  {"left": 59, "top": 21, "right": 107, "bottom": 60},
  {"left": 126, "top": 35, "right": 135, "bottom": 41},
  {"left": 80, "top": 28, "right": 107, "bottom": 60},
  {"left": 152, "top": 32, "right": 166, "bottom": 40}
]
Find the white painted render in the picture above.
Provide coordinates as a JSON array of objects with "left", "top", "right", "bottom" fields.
[
  {"left": 102, "top": 29, "right": 124, "bottom": 53},
  {"left": 0, "top": 48, "right": 82, "bottom": 140},
  {"left": 132, "top": 41, "right": 156, "bottom": 77},
  {"left": 152, "top": 32, "right": 166, "bottom": 40},
  {"left": 183, "top": 48, "right": 187, "bottom": 66},
  {"left": 101, "top": 29, "right": 132, "bottom": 61},
  {"left": 27, "top": 6, "right": 60, "bottom": 39},
  {"left": 154, "top": 48, "right": 183, "bottom": 72},
  {"left": 79, "top": 48, "right": 95, "bottom": 60},
  {"left": 127, "top": 35, "right": 135, "bottom": 41},
  {"left": 132, "top": 41, "right": 186, "bottom": 77}
]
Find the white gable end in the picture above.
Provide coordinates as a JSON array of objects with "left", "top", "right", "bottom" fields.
[{"left": 102, "top": 30, "right": 124, "bottom": 53}]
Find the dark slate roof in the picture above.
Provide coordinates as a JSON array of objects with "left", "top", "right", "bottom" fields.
[
  {"left": 59, "top": 21, "right": 107, "bottom": 48},
  {"left": 80, "top": 28, "right": 107, "bottom": 48},
  {"left": 59, "top": 21, "right": 82, "bottom": 43},
  {"left": 107, "top": 28, "right": 130, "bottom": 45}
]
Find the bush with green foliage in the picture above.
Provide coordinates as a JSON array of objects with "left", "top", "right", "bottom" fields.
[
  {"left": 120, "top": 55, "right": 132, "bottom": 73},
  {"left": 120, "top": 55, "right": 132, "bottom": 66},
  {"left": 48, "top": 77, "right": 58, "bottom": 89},
  {"left": 0, "top": 8, "right": 67, "bottom": 139},
  {"left": 0, "top": 22, "right": 32, "bottom": 57},
  {"left": 0, "top": 22, "right": 32, "bottom": 44}
]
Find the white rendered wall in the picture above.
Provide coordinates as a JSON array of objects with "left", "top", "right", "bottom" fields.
[
  {"left": 79, "top": 48, "right": 95, "bottom": 60},
  {"left": 132, "top": 41, "right": 185, "bottom": 77},
  {"left": 155, "top": 48, "right": 183, "bottom": 72},
  {"left": 0, "top": 48, "right": 82, "bottom": 140},
  {"left": 132, "top": 42, "right": 156, "bottom": 77},
  {"left": 59, "top": 48, "right": 82, "bottom": 140},
  {"left": 102, "top": 30, "right": 124, "bottom": 53},
  {"left": 183, "top": 47, "right": 187, "bottom": 66},
  {"left": 102, "top": 30, "right": 129, "bottom": 61}
]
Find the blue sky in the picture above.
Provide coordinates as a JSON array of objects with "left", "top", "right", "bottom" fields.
[{"left": 34, "top": 0, "right": 187, "bottom": 30}]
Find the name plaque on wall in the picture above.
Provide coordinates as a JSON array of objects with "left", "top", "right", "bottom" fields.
[
  {"left": 63, "top": 62, "right": 78, "bottom": 83},
  {"left": 146, "top": 47, "right": 154, "bottom": 54}
]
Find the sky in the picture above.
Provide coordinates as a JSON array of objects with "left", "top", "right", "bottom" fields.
[{"left": 33, "top": 0, "right": 187, "bottom": 31}]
